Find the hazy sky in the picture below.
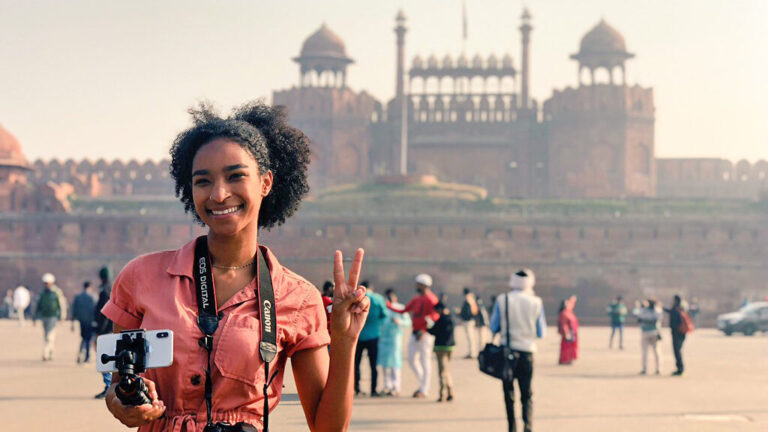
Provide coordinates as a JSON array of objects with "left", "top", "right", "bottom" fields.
[{"left": 0, "top": 0, "right": 766, "bottom": 163}]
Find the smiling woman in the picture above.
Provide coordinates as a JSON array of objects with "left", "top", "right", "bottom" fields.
[
  {"left": 100, "top": 100, "right": 370, "bottom": 432},
  {"left": 190, "top": 139, "right": 274, "bottom": 240},
  {"left": 170, "top": 101, "right": 307, "bottom": 229}
]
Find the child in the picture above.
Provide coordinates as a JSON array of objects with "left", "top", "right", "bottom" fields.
[{"left": 428, "top": 301, "right": 455, "bottom": 402}]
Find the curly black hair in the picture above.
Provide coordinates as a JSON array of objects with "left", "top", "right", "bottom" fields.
[{"left": 169, "top": 100, "right": 310, "bottom": 229}]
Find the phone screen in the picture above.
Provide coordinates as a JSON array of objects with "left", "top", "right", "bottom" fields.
[{"left": 96, "top": 329, "right": 174, "bottom": 373}]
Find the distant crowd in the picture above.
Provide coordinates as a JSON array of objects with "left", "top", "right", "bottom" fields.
[
  {"left": 1, "top": 266, "right": 704, "bottom": 432},
  {"left": 329, "top": 270, "right": 700, "bottom": 432},
  {"left": 1, "top": 267, "right": 115, "bottom": 398}
]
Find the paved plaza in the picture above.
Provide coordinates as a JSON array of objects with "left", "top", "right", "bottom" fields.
[{"left": 1, "top": 319, "right": 766, "bottom": 431}]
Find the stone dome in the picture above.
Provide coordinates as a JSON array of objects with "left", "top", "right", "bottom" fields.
[
  {"left": 299, "top": 24, "right": 349, "bottom": 60},
  {"left": 442, "top": 55, "right": 454, "bottom": 68},
  {"left": 0, "top": 124, "right": 29, "bottom": 170},
  {"left": 579, "top": 19, "right": 627, "bottom": 54},
  {"left": 571, "top": 19, "right": 633, "bottom": 70}
]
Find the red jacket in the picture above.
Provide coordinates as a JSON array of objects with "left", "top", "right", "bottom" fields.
[{"left": 390, "top": 291, "right": 439, "bottom": 333}]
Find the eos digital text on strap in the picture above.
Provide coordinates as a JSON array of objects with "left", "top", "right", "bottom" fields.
[{"left": 193, "top": 235, "right": 278, "bottom": 432}]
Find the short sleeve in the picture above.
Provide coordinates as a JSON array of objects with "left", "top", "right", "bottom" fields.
[
  {"left": 101, "top": 261, "right": 143, "bottom": 329},
  {"left": 286, "top": 288, "right": 331, "bottom": 357}
]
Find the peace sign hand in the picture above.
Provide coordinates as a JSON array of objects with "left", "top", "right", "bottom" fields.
[{"left": 330, "top": 249, "right": 369, "bottom": 341}]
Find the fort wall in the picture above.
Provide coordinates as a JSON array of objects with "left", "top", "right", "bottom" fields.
[
  {"left": 28, "top": 156, "right": 768, "bottom": 202},
  {"left": 30, "top": 158, "right": 174, "bottom": 197},
  {"left": 656, "top": 158, "right": 768, "bottom": 200},
  {"left": 3, "top": 208, "right": 765, "bottom": 325}
]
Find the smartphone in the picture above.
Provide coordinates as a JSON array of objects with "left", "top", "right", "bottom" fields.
[{"left": 96, "top": 329, "right": 174, "bottom": 373}]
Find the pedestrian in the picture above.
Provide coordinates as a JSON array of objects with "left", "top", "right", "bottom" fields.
[
  {"left": 354, "top": 280, "right": 388, "bottom": 397},
  {"left": 72, "top": 281, "right": 96, "bottom": 363},
  {"left": 1, "top": 289, "right": 13, "bottom": 318},
  {"left": 321, "top": 280, "right": 334, "bottom": 336},
  {"left": 13, "top": 285, "right": 31, "bottom": 326},
  {"left": 688, "top": 297, "right": 700, "bottom": 327},
  {"left": 428, "top": 301, "right": 455, "bottom": 402},
  {"left": 459, "top": 287, "right": 479, "bottom": 358},
  {"left": 607, "top": 295, "right": 628, "bottom": 349},
  {"left": 487, "top": 294, "right": 496, "bottom": 317},
  {"left": 92, "top": 266, "right": 113, "bottom": 398},
  {"left": 378, "top": 288, "right": 411, "bottom": 396},
  {"left": 388, "top": 273, "right": 439, "bottom": 398},
  {"left": 664, "top": 294, "right": 691, "bottom": 376},
  {"left": 100, "top": 101, "right": 370, "bottom": 430},
  {"left": 34, "top": 273, "right": 66, "bottom": 361},
  {"left": 475, "top": 295, "right": 490, "bottom": 349},
  {"left": 634, "top": 298, "right": 662, "bottom": 375},
  {"left": 490, "top": 269, "right": 546, "bottom": 432},
  {"left": 557, "top": 295, "right": 579, "bottom": 365}
]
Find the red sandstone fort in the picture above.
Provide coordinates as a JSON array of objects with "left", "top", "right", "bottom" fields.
[{"left": 1, "top": 10, "right": 766, "bottom": 324}]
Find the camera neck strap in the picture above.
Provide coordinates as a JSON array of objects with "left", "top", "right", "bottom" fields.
[
  {"left": 193, "top": 235, "right": 278, "bottom": 430},
  {"left": 505, "top": 293, "right": 510, "bottom": 349}
]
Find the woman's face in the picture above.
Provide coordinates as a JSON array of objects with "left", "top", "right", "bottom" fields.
[{"left": 191, "top": 138, "right": 272, "bottom": 237}]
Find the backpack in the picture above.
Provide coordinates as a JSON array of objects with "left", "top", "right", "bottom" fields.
[{"left": 678, "top": 308, "right": 695, "bottom": 334}]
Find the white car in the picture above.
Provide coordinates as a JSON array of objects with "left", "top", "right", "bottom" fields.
[{"left": 717, "top": 302, "right": 768, "bottom": 336}]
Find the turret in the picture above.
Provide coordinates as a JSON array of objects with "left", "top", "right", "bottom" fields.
[{"left": 519, "top": 8, "right": 533, "bottom": 109}]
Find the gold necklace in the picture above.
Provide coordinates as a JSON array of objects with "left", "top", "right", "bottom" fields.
[{"left": 212, "top": 261, "right": 254, "bottom": 270}]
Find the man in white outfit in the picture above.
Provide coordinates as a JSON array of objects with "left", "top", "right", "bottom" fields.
[
  {"left": 13, "top": 285, "right": 31, "bottom": 326},
  {"left": 389, "top": 273, "right": 439, "bottom": 398},
  {"left": 490, "top": 269, "right": 547, "bottom": 432}
]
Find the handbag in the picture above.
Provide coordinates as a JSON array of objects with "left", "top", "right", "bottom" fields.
[
  {"left": 478, "top": 343, "right": 506, "bottom": 379},
  {"left": 478, "top": 293, "right": 517, "bottom": 379}
]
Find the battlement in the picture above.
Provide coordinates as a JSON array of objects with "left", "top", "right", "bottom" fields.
[
  {"left": 30, "top": 158, "right": 173, "bottom": 197},
  {"left": 22, "top": 155, "right": 768, "bottom": 202},
  {"left": 273, "top": 86, "right": 380, "bottom": 119},
  {"left": 657, "top": 158, "right": 768, "bottom": 200},
  {"left": 407, "top": 93, "right": 526, "bottom": 125},
  {"left": 410, "top": 53, "right": 516, "bottom": 80},
  {"left": 543, "top": 84, "right": 654, "bottom": 119}
]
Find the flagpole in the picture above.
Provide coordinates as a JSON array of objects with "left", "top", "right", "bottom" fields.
[{"left": 462, "top": 0, "right": 467, "bottom": 54}]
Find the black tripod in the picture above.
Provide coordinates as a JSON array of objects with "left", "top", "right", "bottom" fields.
[{"left": 100, "top": 332, "right": 152, "bottom": 406}]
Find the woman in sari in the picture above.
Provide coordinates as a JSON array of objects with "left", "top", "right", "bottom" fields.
[{"left": 557, "top": 295, "right": 579, "bottom": 365}]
